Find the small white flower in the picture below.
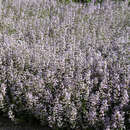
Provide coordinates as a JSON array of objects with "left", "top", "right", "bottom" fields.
[
  {"left": 8, "top": 109, "right": 15, "bottom": 121},
  {"left": 0, "top": 83, "right": 6, "bottom": 96}
]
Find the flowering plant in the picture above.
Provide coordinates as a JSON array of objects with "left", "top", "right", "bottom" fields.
[{"left": 0, "top": 0, "right": 129, "bottom": 129}]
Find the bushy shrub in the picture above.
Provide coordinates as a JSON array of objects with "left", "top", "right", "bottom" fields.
[{"left": 0, "top": 0, "right": 129, "bottom": 129}]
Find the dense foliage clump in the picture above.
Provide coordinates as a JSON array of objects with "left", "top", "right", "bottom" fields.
[
  {"left": 59, "top": 0, "right": 127, "bottom": 5},
  {"left": 0, "top": 0, "right": 129, "bottom": 130}
]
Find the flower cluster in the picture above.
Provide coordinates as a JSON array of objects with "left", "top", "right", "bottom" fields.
[{"left": 0, "top": 0, "right": 129, "bottom": 129}]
